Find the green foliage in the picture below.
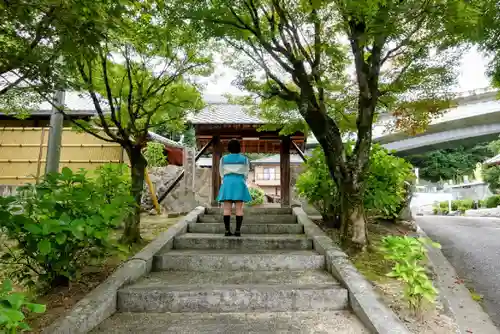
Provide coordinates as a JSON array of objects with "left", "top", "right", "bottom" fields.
[
  {"left": 433, "top": 199, "right": 475, "bottom": 215},
  {"left": 0, "top": 168, "right": 133, "bottom": 289},
  {"left": 92, "top": 163, "right": 131, "bottom": 204},
  {"left": 143, "top": 142, "right": 167, "bottom": 167},
  {"left": 485, "top": 195, "right": 500, "bottom": 209},
  {"left": 380, "top": 236, "right": 440, "bottom": 315},
  {"left": 408, "top": 142, "right": 494, "bottom": 183},
  {"left": 295, "top": 148, "right": 339, "bottom": 220},
  {"left": 180, "top": 0, "right": 466, "bottom": 135},
  {"left": 51, "top": 1, "right": 213, "bottom": 243},
  {"left": 483, "top": 165, "right": 500, "bottom": 194},
  {"left": 0, "top": 0, "right": 135, "bottom": 105},
  {"left": 463, "top": 0, "right": 500, "bottom": 88},
  {"left": 175, "top": 0, "right": 473, "bottom": 246},
  {"left": 296, "top": 145, "right": 414, "bottom": 218},
  {"left": 247, "top": 187, "right": 265, "bottom": 207},
  {"left": 181, "top": 126, "right": 196, "bottom": 148},
  {"left": 433, "top": 201, "right": 449, "bottom": 215},
  {"left": 0, "top": 279, "right": 45, "bottom": 333}
]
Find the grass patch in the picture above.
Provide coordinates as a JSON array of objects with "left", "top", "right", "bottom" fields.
[{"left": 467, "top": 286, "right": 483, "bottom": 302}]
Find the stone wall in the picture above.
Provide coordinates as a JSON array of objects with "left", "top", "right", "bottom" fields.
[{"left": 142, "top": 166, "right": 212, "bottom": 213}]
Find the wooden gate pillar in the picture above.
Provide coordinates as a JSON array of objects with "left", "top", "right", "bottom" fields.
[
  {"left": 211, "top": 135, "right": 222, "bottom": 206},
  {"left": 280, "top": 136, "right": 291, "bottom": 207}
]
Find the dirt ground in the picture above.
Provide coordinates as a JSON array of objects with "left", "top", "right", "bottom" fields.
[
  {"left": 319, "top": 219, "right": 459, "bottom": 334},
  {"left": 0, "top": 213, "right": 183, "bottom": 333}
]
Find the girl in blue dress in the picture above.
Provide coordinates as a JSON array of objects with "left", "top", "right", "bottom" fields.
[{"left": 216, "top": 139, "right": 252, "bottom": 236}]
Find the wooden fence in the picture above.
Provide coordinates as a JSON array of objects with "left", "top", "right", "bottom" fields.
[{"left": 0, "top": 127, "right": 124, "bottom": 185}]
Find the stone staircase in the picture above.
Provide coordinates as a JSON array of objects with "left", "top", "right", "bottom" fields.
[{"left": 93, "top": 207, "right": 369, "bottom": 333}]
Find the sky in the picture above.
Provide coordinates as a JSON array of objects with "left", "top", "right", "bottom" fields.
[{"left": 203, "top": 46, "right": 493, "bottom": 96}]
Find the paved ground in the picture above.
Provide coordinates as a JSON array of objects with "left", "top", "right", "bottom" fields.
[{"left": 416, "top": 216, "right": 500, "bottom": 328}]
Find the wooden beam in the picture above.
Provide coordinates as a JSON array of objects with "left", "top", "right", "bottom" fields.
[
  {"left": 156, "top": 169, "right": 185, "bottom": 205},
  {"left": 195, "top": 137, "right": 213, "bottom": 161},
  {"left": 280, "top": 136, "right": 291, "bottom": 207},
  {"left": 291, "top": 140, "right": 307, "bottom": 162},
  {"left": 211, "top": 135, "right": 222, "bottom": 206}
]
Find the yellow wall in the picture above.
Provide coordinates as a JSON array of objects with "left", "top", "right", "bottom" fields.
[{"left": 0, "top": 127, "right": 124, "bottom": 185}]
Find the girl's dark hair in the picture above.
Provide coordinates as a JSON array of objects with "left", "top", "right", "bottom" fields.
[{"left": 227, "top": 139, "right": 241, "bottom": 154}]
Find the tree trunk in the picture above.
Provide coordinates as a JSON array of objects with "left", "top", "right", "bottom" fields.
[
  {"left": 321, "top": 203, "right": 341, "bottom": 229},
  {"left": 122, "top": 146, "right": 147, "bottom": 244},
  {"left": 301, "top": 96, "right": 373, "bottom": 249},
  {"left": 339, "top": 180, "right": 368, "bottom": 249},
  {"left": 397, "top": 181, "right": 414, "bottom": 221}
]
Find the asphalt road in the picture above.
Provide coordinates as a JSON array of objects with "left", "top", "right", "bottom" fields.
[{"left": 416, "top": 216, "right": 500, "bottom": 328}]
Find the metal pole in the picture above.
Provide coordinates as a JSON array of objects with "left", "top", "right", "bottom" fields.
[{"left": 45, "top": 90, "right": 65, "bottom": 174}]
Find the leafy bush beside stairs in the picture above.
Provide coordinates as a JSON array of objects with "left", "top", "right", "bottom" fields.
[
  {"left": 0, "top": 279, "right": 45, "bottom": 333},
  {"left": 0, "top": 166, "right": 134, "bottom": 290}
]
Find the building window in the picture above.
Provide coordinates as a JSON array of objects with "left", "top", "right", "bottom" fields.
[{"left": 263, "top": 167, "right": 276, "bottom": 180}]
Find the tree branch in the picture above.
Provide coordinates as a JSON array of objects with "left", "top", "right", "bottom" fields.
[
  {"left": 99, "top": 47, "right": 129, "bottom": 141},
  {"left": 76, "top": 59, "right": 121, "bottom": 143},
  {"left": 381, "top": 15, "right": 427, "bottom": 64}
]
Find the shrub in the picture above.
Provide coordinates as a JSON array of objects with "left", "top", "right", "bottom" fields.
[
  {"left": 143, "top": 142, "right": 167, "bottom": 167},
  {"left": 485, "top": 195, "right": 500, "bottom": 208},
  {"left": 380, "top": 236, "right": 440, "bottom": 315},
  {"left": 434, "top": 199, "right": 475, "bottom": 215},
  {"left": 483, "top": 165, "right": 500, "bottom": 194},
  {"left": 296, "top": 145, "right": 414, "bottom": 220},
  {"left": 247, "top": 187, "right": 265, "bottom": 206},
  {"left": 92, "top": 163, "right": 131, "bottom": 204},
  {"left": 0, "top": 168, "right": 133, "bottom": 289},
  {"left": 0, "top": 279, "right": 45, "bottom": 332},
  {"left": 295, "top": 148, "right": 339, "bottom": 224},
  {"left": 456, "top": 199, "right": 473, "bottom": 213}
]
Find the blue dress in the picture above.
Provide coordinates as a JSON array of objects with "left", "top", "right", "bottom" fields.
[{"left": 216, "top": 153, "right": 252, "bottom": 203}]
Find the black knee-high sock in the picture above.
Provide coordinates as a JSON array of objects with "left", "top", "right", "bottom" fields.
[
  {"left": 236, "top": 215, "right": 243, "bottom": 232},
  {"left": 223, "top": 215, "right": 231, "bottom": 232}
]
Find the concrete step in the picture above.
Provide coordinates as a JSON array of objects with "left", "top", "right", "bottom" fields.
[
  {"left": 189, "top": 222, "right": 303, "bottom": 234},
  {"left": 173, "top": 233, "right": 312, "bottom": 250},
  {"left": 135, "top": 269, "right": 339, "bottom": 286},
  {"left": 117, "top": 270, "right": 348, "bottom": 313},
  {"left": 205, "top": 207, "right": 292, "bottom": 215},
  {"left": 154, "top": 249, "right": 325, "bottom": 271},
  {"left": 198, "top": 214, "right": 296, "bottom": 224},
  {"left": 92, "top": 311, "right": 369, "bottom": 333}
]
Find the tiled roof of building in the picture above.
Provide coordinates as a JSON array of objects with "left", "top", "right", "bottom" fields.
[
  {"left": 250, "top": 154, "right": 306, "bottom": 165},
  {"left": 147, "top": 131, "right": 184, "bottom": 148},
  {"left": 188, "top": 103, "right": 265, "bottom": 125}
]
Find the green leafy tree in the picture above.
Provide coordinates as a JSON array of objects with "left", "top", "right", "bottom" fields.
[
  {"left": 483, "top": 166, "right": 500, "bottom": 194},
  {"left": 45, "top": 3, "right": 213, "bottom": 244},
  {"left": 178, "top": 0, "right": 468, "bottom": 247},
  {"left": 182, "top": 125, "right": 196, "bottom": 148},
  {"left": 0, "top": 0, "right": 132, "bottom": 112},
  {"left": 465, "top": 1, "right": 500, "bottom": 87},
  {"left": 296, "top": 145, "right": 414, "bottom": 226},
  {"left": 407, "top": 142, "right": 494, "bottom": 183}
]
